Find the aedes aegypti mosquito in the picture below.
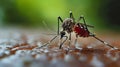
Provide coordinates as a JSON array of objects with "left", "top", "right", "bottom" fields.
[{"left": 40, "top": 11, "right": 116, "bottom": 50}]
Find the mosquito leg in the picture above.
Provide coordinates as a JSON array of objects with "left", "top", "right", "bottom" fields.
[
  {"left": 58, "top": 16, "right": 63, "bottom": 35},
  {"left": 63, "top": 33, "right": 72, "bottom": 54},
  {"left": 59, "top": 36, "right": 68, "bottom": 49},
  {"left": 68, "top": 33, "right": 71, "bottom": 48},
  {"left": 79, "top": 16, "right": 88, "bottom": 29},
  {"left": 92, "top": 35, "right": 115, "bottom": 49},
  {"left": 70, "top": 11, "right": 73, "bottom": 18},
  {"left": 74, "top": 34, "right": 78, "bottom": 45},
  {"left": 69, "top": 11, "right": 75, "bottom": 22},
  {"left": 39, "top": 17, "right": 63, "bottom": 48},
  {"left": 78, "top": 16, "right": 94, "bottom": 28},
  {"left": 39, "top": 35, "right": 58, "bottom": 48}
]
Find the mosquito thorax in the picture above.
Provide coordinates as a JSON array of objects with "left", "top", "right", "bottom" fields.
[{"left": 62, "top": 18, "right": 75, "bottom": 33}]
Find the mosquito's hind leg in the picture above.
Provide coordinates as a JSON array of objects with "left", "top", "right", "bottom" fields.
[
  {"left": 89, "top": 33, "right": 116, "bottom": 49},
  {"left": 93, "top": 36, "right": 115, "bottom": 49}
]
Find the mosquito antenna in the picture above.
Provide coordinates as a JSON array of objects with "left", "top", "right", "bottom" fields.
[{"left": 93, "top": 36, "right": 115, "bottom": 49}]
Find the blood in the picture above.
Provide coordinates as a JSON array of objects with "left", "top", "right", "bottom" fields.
[{"left": 74, "top": 24, "right": 89, "bottom": 37}]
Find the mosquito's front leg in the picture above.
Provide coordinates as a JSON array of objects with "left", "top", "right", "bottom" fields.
[
  {"left": 39, "top": 35, "right": 58, "bottom": 48},
  {"left": 59, "top": 36, "right": 68, "bottom": 49},
  {"left": 39, "top": 16, "right": 63, "bottom": 49},
  {"left": 58, "top": 16, "right": 63, "bottom": 35}
]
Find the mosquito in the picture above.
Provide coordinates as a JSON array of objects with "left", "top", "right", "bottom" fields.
[{"left": 40, "top": 11, "right": 116, "bottom": 50}]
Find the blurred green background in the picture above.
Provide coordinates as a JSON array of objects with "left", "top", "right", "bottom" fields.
[{"left": 0, "top": 0, "right": 120, "bottom": 32}]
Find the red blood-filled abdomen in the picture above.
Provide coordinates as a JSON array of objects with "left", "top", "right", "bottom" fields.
[{"left": 74, "top": 26, "right": 89, "bottom": 37}]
